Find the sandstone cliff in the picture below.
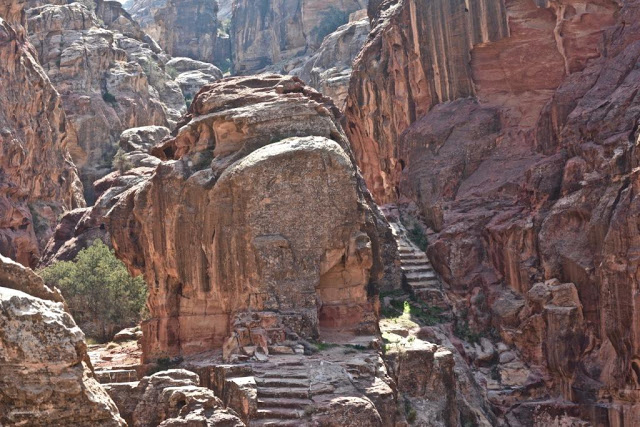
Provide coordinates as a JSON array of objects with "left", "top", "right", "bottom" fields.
[
  {"left": 25, "top": 0, "right": 188, "bottom": 202},
  {"left": 0, "top": 0, "right": 84, "bottom": 267},
  {"left": 346, "top": 0, "right": 640, "bottom": 423},
  {"left": 0, "top": 254, "right": 125, "bottom": 425},
  {"left": 107, "top": 75, "right": 399, "bottom": 362},
  {"left": 126, "top": 0, "right": 231, "bottom": 69},
  {"left": 294, "top": 10, "right": 370, "bottom": 108},
  {"left": 231, "top": 0, "right": 367, "bottom": 74}
]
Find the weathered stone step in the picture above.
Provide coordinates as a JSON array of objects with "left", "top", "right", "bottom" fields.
[
  {"left": 400, "top": 253, "right": 429, "bottom": 261},
  {"left": 95, "top": 369, "right": 137, "bottom": 384},
  {"left": 401, "top": 257, "right": 430, "bottom": 265},
  {"left": 406, "top": 271, "right": 437, "bottom": 281},
  {"left": 252, "top": 418, "right": 302, "bottom": 427},
  {"left": 256, "top": 408, "right": 303, "bottom": 419},
  {"left": 257, "top": 397, "right": 312, "bottom": 409},
  {"left": 401, "top": 264, "right": 433, "bottom": 273},
  {"left": 258, "top": 387, "right": 310, "bottom": 399},
  {"left": 259, "top": 371, "right": 309, "bottom": 379},
  {"left": 255, "top": 377, "right": 309, "bottom": 388}
]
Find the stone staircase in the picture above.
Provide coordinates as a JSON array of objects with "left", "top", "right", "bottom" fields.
[
  {"left": 251, "top": 356, "right": 313, "bottom": 426},
  {"left": 95, "top": 368, "right": 138, "bottom": 384},
  {"left": 380, "top": 204, "right": 450, "bottom": 310}
]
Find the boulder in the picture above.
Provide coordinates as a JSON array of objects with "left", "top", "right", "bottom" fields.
[{"left": 0, "top": 255, "right": 125, "bottom": 425}]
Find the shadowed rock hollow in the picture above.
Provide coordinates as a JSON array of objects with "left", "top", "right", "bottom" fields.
[{"left": 107, "top": 74, "right": 399, "bottom": 362}]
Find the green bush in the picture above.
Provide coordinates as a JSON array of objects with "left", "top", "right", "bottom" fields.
[
  {"left": 40, "top": 240, "right": 147, "bottom": 342},
  {"left": 112, "top": 148, "right": 133, "bottom": 173}
]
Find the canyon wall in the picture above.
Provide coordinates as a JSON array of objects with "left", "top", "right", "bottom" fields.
[
  {"left": 231, "top": 0, "right": 367, "bottom": 74},
  {"left": 108, "top": 75, "right": 399, "bottom": 362},
  {"left": 0, "top": 0, "right": 84, "bottom": 267},
  {"left": 126, "top": 0, "right": 230, "bottom": 68},
  {"left": 26, "top": 0, "right": 189, "bottom": 203},
  {"left": 346, "top": 0, "right": 640, "bottom": 423}
]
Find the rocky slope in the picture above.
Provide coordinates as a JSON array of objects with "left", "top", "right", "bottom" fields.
[
  {"left": 0, "top": 0, "right": 84, "bottom": 267},
  {"left": 25, "top": 0, "right": 190, "bottom": 202},
  {"left": 0, "top": 254, "right": 125, "bottom": 425},
  {"left": 346, "top": 0, "right": 640, "bottom": 423},
  {"left": 106, "top": 74, "right": 399, "bottom": 362}
]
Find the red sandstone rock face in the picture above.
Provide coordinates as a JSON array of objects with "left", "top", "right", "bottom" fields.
[
  {"left": 0, "top": 0, "right": 84, "bottom": 267},
  {"left": 346, "top": 0, "right": 640, "bottom": 423},
  {"left": 108, "top": 75, "right": 400, "bottom": 362}
]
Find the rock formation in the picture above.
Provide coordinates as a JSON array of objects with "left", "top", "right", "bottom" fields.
[
  {"left": 104, "top": 369, "right": 245, "bottom": 426},
  {"left": 41, "top": 125, "right": 167, "bottom": 266},
  {"left": 0, "top": 0, "right": 84, "bottom": 267},
  {"left": 231, "top": 0, "right": 367, "bottom": 75},
  {"left": 25, "top": 0, "right": 187, "bottom": 202},
  {"left": 294, "top": 10, "right": 370, "bottom": 108},
  {"left": 126, "top": 0, "right": 231, "bottom": 69},
  {"left": 107, "top": 74, "right": 398, "bottom": 362},
  {"left": 0, "top": 254, "right": 125, "bottom": 425},
  {"left": 346, "top": 0, "right": 640, "bottom": 423}
]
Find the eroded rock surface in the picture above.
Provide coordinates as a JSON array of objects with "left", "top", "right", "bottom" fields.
[
  {"left": 104, "top": 369, "right": 245, "bottom": 426},
  {"left": 346, "top": 0, "right": 640, "bottom": 423},
  {"left": 0, "top": 0, "right": 84, "bottom": 267},
  {"left": 0, "top": 254, "right": 125, "bottom": 425},
  {"left": 231, "top": 0, "right": 366, "bottom": 75},
  {"left": 41, "top": 125, "right": 167, "bottom": 265},
  {"left": 126, "top": 0, "right": 230, "bottom": 68},
  {"left": 25, "top": 0, "right": 185, "bottom": 202},
  {"left": 294, "top": 10, "right": 370, "bottom": 107},
  {"left": 107, "top": 74, "right": 398, "bottom": 362}
]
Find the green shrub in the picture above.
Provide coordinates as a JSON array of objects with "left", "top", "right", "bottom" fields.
[
  {"left": 112, "top": 148, "right": 133, "bottom": 173},
  {"left": 165, "top": 65, "right": 179, "bottom": 79},
  {"left": 40, "top": 240, "right": 147, "bottom": 342}
]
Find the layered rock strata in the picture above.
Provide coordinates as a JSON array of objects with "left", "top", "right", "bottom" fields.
[
  {"left": 26, "top": 0, "right": 186, "bottom": 202},
  {"left": 346, "top": 0, "right": 640, "bottom": 423},
  {"left": 0, "top": 254, "right": 125, "bottom": 425},
  {"left": 0, "top": 0, "right": 84, "bottom": 267},
  {"left": 107, "top": 75, "right": 399, "bottom": 362}
]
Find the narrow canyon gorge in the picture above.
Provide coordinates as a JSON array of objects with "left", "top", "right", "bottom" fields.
[{"left": 1, "top": 0, "right": 640, "bottom": 425}]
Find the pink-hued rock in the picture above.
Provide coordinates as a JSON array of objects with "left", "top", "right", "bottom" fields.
[
  {"left": 0, "top": 0, "right": 85, "bottom": 267},
  {"left": 107, "top": 75, "right": 399, "bottom": 362},
  {"left": 345, "top": 0, "right": 640, "bottom": 423}
]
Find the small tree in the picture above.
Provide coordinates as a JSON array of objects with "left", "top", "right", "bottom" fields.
[{"left": 40, "top": 240, "right": 148, "bottom": 342}]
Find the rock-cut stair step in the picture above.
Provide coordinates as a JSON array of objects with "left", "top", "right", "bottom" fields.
[
  {"left": 401, "top": 264, "right": 434, "bottom": 273},
  {"left": 256, "top": 408, "right": 303, "bottom": 419},
  {"left": 259, "top": 371, "right": 309, "bottom": 379},
  {"left": 257, "top": 397, "right": 312, "bottom": 409},
  {"left": 406, "top": 271, "right": 437, "bottom": 282},
  {"left": 255, "top": 377, "right": 309, "bottom": 388},
  {"left": 258, "top": 387, "right": 310, "bottom": 399},
  {"left": 252, "top": 419, "right": 302, "bottom": 427}
]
